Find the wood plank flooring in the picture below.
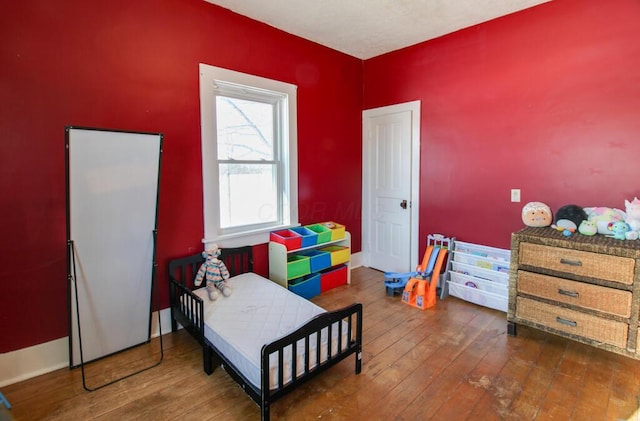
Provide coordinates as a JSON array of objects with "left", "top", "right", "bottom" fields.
[{"left": 4, "top": 267, "right": 640, "bottom": 420}]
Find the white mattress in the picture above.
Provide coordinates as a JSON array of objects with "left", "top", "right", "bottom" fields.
[{"left": 190, "top": 272, "right": 348, "bottom": 390}]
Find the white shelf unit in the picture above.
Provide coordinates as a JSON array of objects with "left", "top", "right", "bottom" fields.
[
  {"left": 268, "top": 231, "right": 351, "bottom": 290},
  {"left": 447, "top": 240, "right": 510, "bottom": 312}
]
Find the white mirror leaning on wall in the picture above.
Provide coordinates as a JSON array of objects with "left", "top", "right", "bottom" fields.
[{"left": 66, "top": 126, "right": 164, "bottom": 391}]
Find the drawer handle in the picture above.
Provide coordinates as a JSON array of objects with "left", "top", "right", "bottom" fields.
[
  {"left": 560, "top": 258, "right": 582, "bottom": 267},
  {"left": 558, "top": 288, "right": 579, "bottom": 298},
  {"left": 556, "top": 316, "right": 577, "bottom": 327}
]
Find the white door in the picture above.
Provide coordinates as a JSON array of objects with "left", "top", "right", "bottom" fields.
[{"left": 362, "top": 101, "right": 420, "bottom": 273}]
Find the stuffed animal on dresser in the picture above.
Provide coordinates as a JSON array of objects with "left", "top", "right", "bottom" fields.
[
  {"left": 608, "top": 221, "right": 631, "bottom": 240},
  {"left": 194, "top": 244, "right": 232, "bottom": 301},
  {"left": 554, "top": 204, "right": 588, "bottom": 233},
  {"left": 521, "top": 202, "right": 553, "bottom": 227},
  {"left": 585, "top": 207, "right": 625, "bottom": 235},
  {"left": 625, "top": 197, "right": 640, "bottom": 233},
  {"left": 578, "top": 220, "right": 598, "bottom": 236}
]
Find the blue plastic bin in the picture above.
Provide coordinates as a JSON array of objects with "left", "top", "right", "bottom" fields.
[
  {"left": 288, "top": 273, "right": 321, "bottom": 299},
  {"left": 290, "top": 226, "right": 318, "bottom": 248},
  {"left": 297, "top": 250, "right": 331, "bottom": 272}
]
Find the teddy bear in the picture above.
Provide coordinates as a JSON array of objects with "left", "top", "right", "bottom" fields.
[{"left": 194, "top": 244, "right": 232, "bottom": 301}]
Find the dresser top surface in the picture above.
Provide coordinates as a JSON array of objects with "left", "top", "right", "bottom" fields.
[{"left": 512, "top": 227, "right": 640, "bottom": 257}]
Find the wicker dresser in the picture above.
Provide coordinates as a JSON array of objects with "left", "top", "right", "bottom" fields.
[{"left": 508, "top": 227, "right": 640, "bottom": 359}]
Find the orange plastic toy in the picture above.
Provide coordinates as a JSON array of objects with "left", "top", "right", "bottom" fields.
[
  {"left": 402, "top": 244, "right": 449, "bottom": 310},
  {"left": 384, "top": 244, "right": 436, "bottom": 296}
]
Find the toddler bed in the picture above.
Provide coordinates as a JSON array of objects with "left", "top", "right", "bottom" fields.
[{"left": 168, "top": 246, "right": 363, "bottom": 421}]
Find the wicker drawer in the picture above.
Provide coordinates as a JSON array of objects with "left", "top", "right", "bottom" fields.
[
  {"left": 519, "top": 242, "right": 635, "bottom": 285},
  {"left": 515, "top": 297, "right": 628, "bottom": 349},
  {"left": 517, "top": 271, "right": 632, "bottom": 318}
]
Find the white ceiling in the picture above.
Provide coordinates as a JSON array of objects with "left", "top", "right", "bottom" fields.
[{"left": 204, "top": 0, "right": 551, "bottom": 59}]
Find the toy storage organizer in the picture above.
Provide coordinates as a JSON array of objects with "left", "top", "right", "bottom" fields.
[
  {"left": 446, "top": 241, "right": 510, "bottom": 312},
  {"left": 269, "top": 223, "right": 350, "bottom": 299}
]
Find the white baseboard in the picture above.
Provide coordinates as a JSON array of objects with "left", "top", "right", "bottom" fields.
[
  {"left": 350, "top": 251, "right": 363, "bottom": 269},
  {"left": 0, "top": 308, "right": 173, "bottom": 388},
  {"left": 0, "top": 337, "right": 69, "bottom": 388}
]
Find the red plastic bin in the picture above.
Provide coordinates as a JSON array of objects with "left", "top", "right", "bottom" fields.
[
  {"left": 270, "top": 229, "right": 302, "bottom": 251},
  {"left": 320, "top": 264, "right": 348, "bottom": 292}
]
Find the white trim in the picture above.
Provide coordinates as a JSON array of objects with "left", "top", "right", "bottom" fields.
[
  {"left": 0, "top": 337, "right": 68, "bottom": 388},
  {"left": 349, "top": 251, "right": 364, "bottom": 269},
  {"left": 0, "top": 308, "right": 172, "bottom": 387},
  {"left": 361, "top": 101, "right": 421, "bottom": 271},
  {"left": 199, "top": 63, "right": 299, "bottom": 245}
]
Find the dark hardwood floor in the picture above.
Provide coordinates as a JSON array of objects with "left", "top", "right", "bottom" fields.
[{"left": 4, "top": 267, "right": 640, "bottom": 420}]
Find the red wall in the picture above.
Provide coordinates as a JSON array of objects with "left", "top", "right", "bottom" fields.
[
  {"left": 0, "top": 0, "right": 362, "bottom": 352},
  {"left": 364, "top": 0, "right": 640, "bottom": 253},
  {"left": 5, "top": 0, "right": 640, "bottom": 356}
]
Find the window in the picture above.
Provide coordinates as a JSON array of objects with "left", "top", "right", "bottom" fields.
[{"left": 199, "top": 64, "right": 298, "bottom": 246}]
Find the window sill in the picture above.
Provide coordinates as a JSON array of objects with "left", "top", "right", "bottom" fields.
[{"left": 202, "top": 223, "right": 300, "bottom": 249}]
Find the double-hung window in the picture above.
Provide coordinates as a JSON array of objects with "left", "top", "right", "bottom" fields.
[{"left": 199, "top": 64, "right": 298, "bottom": 246}]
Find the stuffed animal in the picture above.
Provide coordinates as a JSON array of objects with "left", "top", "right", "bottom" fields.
[
  {"left": 578, "top": 220, "right": 598, "bottom": 236},
  {"left": 625, "top": 197, "right": 640, "bottom": 233},
  {"left": 608, "top": 221, "right": 631, "bottom": 240},
  {"left": 585, "top": 207, "right": 625, "bottom": 235},
  {"left": 194, "top": 244, "right": 232, "bottom": 301},
  {"left": 521, "top": 202, "right": 552, "bottom": 227},
  {"left": 554, "top": 205, "right": 587, "bottom": 232}
]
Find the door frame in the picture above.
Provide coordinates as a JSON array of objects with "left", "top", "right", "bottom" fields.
[{"left": 362, "top": 100, "right": 421, "bottom": 272}]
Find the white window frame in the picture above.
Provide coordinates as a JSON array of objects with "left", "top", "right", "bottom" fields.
[{"left": 199, "top": 63, "right": 298, "bottom": 248}]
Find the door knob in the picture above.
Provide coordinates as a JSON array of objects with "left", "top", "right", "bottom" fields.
[{"left": 400, "top": 200, "right": 408, "bottom": 209}]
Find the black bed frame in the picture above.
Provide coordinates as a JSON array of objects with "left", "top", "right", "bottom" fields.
[{"left": 168, "top": 246, "right": 363, "bottom": 421}]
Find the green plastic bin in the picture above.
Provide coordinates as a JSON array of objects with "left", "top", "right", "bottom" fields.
[
  {"left": 287, "top": 255, "right": 311, "bottom": 280},
  {"left": 305, "top": 224, "right": 332, "bottom": 244}
]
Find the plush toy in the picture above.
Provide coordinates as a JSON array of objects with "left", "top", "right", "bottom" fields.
[
  {"left": 521, "top": 202, "right": 552, "bottom": 227},
  {"left": 625, "top": 197, "right": 640, "bottom": 233},
  {"left": 551, "top": 223, "right": 575, "bottom": 236},
  {"left": 585, "top": 207, "right": 625, "bottom": 235},
  {"left": 608, "top": 221, "right": 631, "bottom": 240},
  {"left": 194, "top": 244, "right": 232, "bottom": 301},
  {"left": 626, "top": 231, "right": 639, "bottom": 240},
  {"left": 578, "top": 220, "right": 598, "bottom": 236},
  {"left": 554, "top": 205, "right": 588, "bottom": 232}
]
